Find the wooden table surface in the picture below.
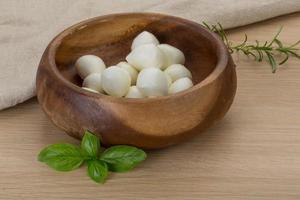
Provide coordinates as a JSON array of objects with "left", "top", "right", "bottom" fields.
[{"left": 1, "top": 13, "right": 300, "bottom": 200}]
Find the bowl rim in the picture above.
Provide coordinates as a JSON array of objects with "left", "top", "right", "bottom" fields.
[{"left": 45, "top": 12, "right": 229, "bottom": 103}]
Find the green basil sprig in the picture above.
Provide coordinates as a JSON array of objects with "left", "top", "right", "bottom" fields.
[{"left": 38, "top": 131, "right": 147, "bottom": 183}]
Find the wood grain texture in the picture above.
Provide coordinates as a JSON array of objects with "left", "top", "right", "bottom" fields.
[
  {"left": 1, "top": 12, "right": 300, "bottom": 200},
  {"left": 36, "top": 13, "right": 236, "bottom": 149}
]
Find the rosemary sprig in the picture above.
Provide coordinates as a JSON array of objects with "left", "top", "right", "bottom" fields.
[{"left": 203, "top": 22, "right": 300, "bottom": 73}]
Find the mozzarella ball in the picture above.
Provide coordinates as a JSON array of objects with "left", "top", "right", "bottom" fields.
[
  {"left": 125, "top": 86, "right": 145, "bottom": 98},
  {"left": 75, "top": 55, "right": 106, "bottom": 79},
  {"left": 158, "top": 44, "right": 185, "bottom": 69},
  {"left": 169, "top": 77, "right": 194, "bottom": 94},
  {"left": 131, "top": 31, "right": 159, "bottom": 50},
  {"left": 136, "top": 68, "right": 168, "bottom": 97},
  {"left": 126, "top": 44, "right": 164, "bottom": 71},
  {"left": 117, "top": 61, "right": 138, "bottom": 85},
  {"left": 82, "top": 87, "right": 99, "bottom": 93},
  {"left": 164, "top": 73, "right": 172, "bottom": 87},
  {"left": 101, "top": 66, "right": 131, "bottom": 97},
  {"left": 82, "top": 73, "right": 103, "bottom": 93},
  {"left": 164, "top": 64, "right": 192, "bottom": 82}
]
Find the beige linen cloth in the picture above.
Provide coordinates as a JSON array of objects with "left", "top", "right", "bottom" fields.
[{"left": 1, "top": 0, "right": 300, "bottom": 110}]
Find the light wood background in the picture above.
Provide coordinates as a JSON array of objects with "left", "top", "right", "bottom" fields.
[{"left": 1, "top": 12, "right": 300, "bottom": 200}]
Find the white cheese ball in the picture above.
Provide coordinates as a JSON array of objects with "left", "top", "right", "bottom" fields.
[
  {"left": 82, "top": 73, "right": 103, "bottom": 93},
  {"left": 75, "top": 55, "right": 106, "bottom": 79},
  {"left": 126, "top": 44, "right": 164, "bottom": 71},
  {"left": 117, "top": 61, "right": 138, "bottom": 85},
  {"left": 131, "top": 31, "right": 159, "bottom": 50},
  {"left": 164, "top": 64, "right": 192, "bottom": 82},
  {"left": 158, "top": 44, "right": 185, "bottom": 69},
  {"left": 101, "top": 66, "right": 131, "bottom": 97},
  {"left": 136, "top": 68, "right": 168, "bottom": 97},
  {"left": 164, "top": 73, "right": 172, "bottom": 87},
  {"left": 82, "top": 87, "right": 99, "bottom": 94},
  {"left": 169, "top": 77, "right": 194, "bottom": 94},
  {"left": 125, "top": 86, "right": 145, "bottom": 99}
]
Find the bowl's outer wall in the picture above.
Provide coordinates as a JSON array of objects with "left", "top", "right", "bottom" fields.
[{"left": 36, "top": 13, "right": 237, "bottom": 149}]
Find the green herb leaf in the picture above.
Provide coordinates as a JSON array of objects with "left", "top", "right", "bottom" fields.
[
  {"left": 87, "top": 160, "right": 108, "bottom": 183},
  {"left": 38, "top": 131, "right": 147, "bottom": 183},
  {"left": 266, "top": 52, "right": 277, "bottom": 73},
  {"left": 81, "top": 130, "right": 100, "bottom": 158},
  {"left": 38, "top": 144, "right": 84, "bottom": 171},
  {"left": 203, "top": 22, "right": 300, "bottom": 73},
  {"left": 100, "top": 145, "right": 146, "bottom": 172}
]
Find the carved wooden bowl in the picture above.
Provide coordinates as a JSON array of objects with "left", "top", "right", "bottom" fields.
[{"left": 36, "top": 13, "right": 237, "bottom": 149}]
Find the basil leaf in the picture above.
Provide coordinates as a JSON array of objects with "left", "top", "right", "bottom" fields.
[
  {"left": 81, "top": 130, "right": 100, "bottom": 158},
  {"left": 100, "top": 145, "right": 147, "bottom": 172},
  {"left": 38, "top": 144, "right": 84, "bottom": 171},
  {"left": 87, "top": 160, "right": 108, "bottom": 183}
]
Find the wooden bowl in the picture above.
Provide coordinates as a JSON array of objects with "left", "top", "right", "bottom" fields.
[{"left": 36, "top": 13, "right": 237, "bottom": 149}]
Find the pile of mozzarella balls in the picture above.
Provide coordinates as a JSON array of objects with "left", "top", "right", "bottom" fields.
[{"left": 76, "top": 31, "right": 194, "bottom": 98}]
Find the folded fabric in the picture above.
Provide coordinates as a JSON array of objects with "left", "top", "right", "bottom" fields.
[{"left": 1, "top": 0, "right": 300, "bottom": 110}]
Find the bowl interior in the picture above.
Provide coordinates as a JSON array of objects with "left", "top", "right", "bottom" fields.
[{"left": 54, "top": 13, "right": 219, "bottom": 88}]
